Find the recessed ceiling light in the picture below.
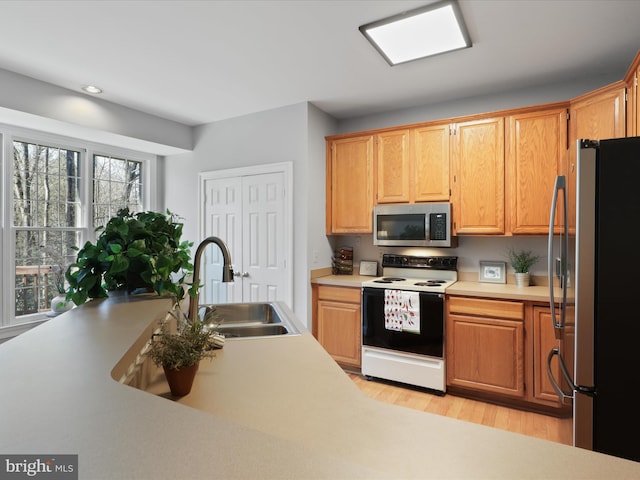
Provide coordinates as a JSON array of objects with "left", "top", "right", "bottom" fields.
[
  {"left": 82, "top": 85, "right": 103, "bottom": 94},
  {"left": 359, "top": 0, "right": 471, "bottom": 66}
]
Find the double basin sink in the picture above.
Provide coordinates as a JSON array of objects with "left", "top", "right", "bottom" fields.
[{"left": 200, "top": 302, "right": 301, "bottom": 338}]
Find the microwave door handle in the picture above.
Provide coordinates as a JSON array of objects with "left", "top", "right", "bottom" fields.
[
  {"left": 548, "top": 176, "right": 567, "bottom": 334},
  {"left": 547, "top": 347, "right": 575, "bottom": 402}
]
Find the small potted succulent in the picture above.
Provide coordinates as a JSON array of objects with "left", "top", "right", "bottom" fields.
[
  {"left": 508, "top": 248, "right": 540, "bottom": 287},
  {"left": 41, "top": 245, "right": 74, "bottom": 315},
  {"left": 146, "top": 303, "right": 224, "bottom": 396}
]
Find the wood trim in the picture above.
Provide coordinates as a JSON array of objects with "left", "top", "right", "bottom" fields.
[
  {"left": 624, "top": 49, "right": 640, "bottom": 84},
  {"left": 569, "top": 80, "right": 627, "bottom": 104},
  {"left": 316, "top": 285, "right": 361, "bottom": 303},
  {"left": 325, "top": 102, "right": 570, "bottom": 142},
  {"left": 448, "top": 296, "right": 524, "bottom": 320}
]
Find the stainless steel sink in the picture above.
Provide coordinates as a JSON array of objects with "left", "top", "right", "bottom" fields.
[
  {"left": 199, "top": 301, "right": 301, "bottom": 339},
  {"left": 214, "top": 324, "right": 290, "bottom": 338}
]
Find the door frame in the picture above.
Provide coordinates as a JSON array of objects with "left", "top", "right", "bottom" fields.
[{"left": 197, "top": 162, "right": 293, "bottom": 307}]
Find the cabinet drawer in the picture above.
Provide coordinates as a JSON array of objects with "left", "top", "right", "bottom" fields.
[
  {"left": 448, "top": 296, "right": 524, "bottom": 320},
  {"left": 317, "top": 285, "right": 361, "bottom": 304}
]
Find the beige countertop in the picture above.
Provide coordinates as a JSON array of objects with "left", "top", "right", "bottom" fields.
[
  {"left": 312, "top": 274, "right": 573, "bottom": 303},
  {"left": 1, "top": 293, "right": 633, "bottom": 479}
]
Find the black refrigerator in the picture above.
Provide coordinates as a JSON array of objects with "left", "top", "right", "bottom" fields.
[{"left": 548, "top": 137, "right": 640, "bottom": 462}]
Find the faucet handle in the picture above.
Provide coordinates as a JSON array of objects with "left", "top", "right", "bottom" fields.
[{"left": 222, "top": 264, "right": 234, "bottom": 282}]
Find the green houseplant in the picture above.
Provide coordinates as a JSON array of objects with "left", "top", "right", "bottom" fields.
[
  {"left": 65, "top": 208, "right": 194, "bottom": 305},
  {"left": 507, "top": 248, "right": 540, "bottom": 287},
  {"left": 147, "top": 304, "right": 224, "bottom": 396}
]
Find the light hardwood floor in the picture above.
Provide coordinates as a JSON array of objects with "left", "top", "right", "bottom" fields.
[{"left": 348, "top": 373, "right": 572, "bottom": 445}]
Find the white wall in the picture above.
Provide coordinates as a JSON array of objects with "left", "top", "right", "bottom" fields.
[
  {"left": 0, "top": 68, "right": 193, "bottom": 154},
  {"left": 337, "top": 73, "right": 619, "bottom": 134},
  {"left": 163, "top": 102, "right": 336, "bottom": 327}
]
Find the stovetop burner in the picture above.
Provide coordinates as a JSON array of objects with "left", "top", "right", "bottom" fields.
[
  {"left": 362, "top": 254, "right": 458, "bottom": 293},
  {"left": 373, "top": 277, "right": 406, "bottom": 283},
  {"left": 414, "top": 280, "right": 447, "bottom": 286}
]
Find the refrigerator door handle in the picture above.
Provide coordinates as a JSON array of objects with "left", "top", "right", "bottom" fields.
[
  {"left": 547, "top": 347, "right": 575, "bottom": 401},
  {"left": 548, "top": 175, "right": 568, "bottom": 338}
]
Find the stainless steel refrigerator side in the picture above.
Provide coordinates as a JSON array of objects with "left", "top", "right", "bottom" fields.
[{"left": 573, "top": 142, "right": 596, "bottom": 451}]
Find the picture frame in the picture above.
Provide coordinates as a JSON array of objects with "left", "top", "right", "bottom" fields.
[{"left": 479, "top": 260, "right": 506, "bottom": 284}]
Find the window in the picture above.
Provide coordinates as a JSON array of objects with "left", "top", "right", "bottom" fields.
[
  {"left": 3, "top": 129, "right": 153, "bottom": 332},
  {"left": 13, "top": 140, "right": 82, "bottom": 318},
  {"left": 93, "top": 154, "right": 143, "bottom": 227}
]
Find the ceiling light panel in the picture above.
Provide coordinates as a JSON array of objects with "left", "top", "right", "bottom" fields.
[{"left": 360, "top": 0, "right": 471, "bottom": 66}]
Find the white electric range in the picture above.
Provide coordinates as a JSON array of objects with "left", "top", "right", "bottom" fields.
[{"left": 361, "top": 254, "right": 458, "bottom": 393}]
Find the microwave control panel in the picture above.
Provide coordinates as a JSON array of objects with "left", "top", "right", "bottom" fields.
[{"left": 430, "top": 213, "right": 447, "bottom": 240}]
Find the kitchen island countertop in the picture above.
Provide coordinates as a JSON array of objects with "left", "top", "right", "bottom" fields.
[{"left": 0, "top": 294, "right": 631, "bottom": 479}]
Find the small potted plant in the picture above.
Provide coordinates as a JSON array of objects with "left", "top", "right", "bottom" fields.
[
  {"left": 65, "top": 208, "right": 193, "bottom": 305},
  {"left": 508, "top": 248, "right": 540, "bottom": 287},
  {"left": 41, "top": 245, "right": 74, "bottom": 315},
  {"left": 146, "top": 302, "right": 224, "bottom": 396}
]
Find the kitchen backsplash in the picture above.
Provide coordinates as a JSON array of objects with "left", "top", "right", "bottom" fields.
[{"left": 327, "top": 234, "right": 551, "bottom": 277}]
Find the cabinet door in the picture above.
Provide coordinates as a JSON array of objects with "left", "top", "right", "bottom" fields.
[
  {"left": 447, "top": 314, "right": 525, "bottom": 398},
  {"left": 413, "top": 124, "right": 450, "bottom": 202},
  {"left": 507, "top": 107, "right": 568, "bottom": 234},
  {"left": 451, "top": 117, "right": 505, "bottom": 234},
  {"left": 376, "top": 130, "right": 411, "bottom": 204},
  {"left": 317, "top": 299, "right": 361, "bottom": 368},
  {"left": 626, "top": 60, "right": 639, "bottom": 137},
  {"left": 532, "top": 305, "right": 575, "bottom": 407},
  {"left": 567, "top": 83, "right": 626, "bottom": 230},
  {"left": 327, "top": 135, "right": 374, "bottom": 233}
]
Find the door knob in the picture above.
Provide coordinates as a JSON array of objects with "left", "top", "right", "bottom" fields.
[{"left": 233, "top": 271, "right": 249, "bottom": 277}]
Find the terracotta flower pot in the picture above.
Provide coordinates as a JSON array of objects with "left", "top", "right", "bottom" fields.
[{"left": 163, "top": 363, "right": 199, "bottom": 396}]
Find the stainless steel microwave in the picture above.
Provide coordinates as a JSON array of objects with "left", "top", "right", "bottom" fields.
[{"left": 373, "top": 203, "right": 456, "bottom": 247}]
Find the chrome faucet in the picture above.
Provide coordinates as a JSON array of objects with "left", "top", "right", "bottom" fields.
[{"left": 188, "top": 236, "right": 234, "bottom": 322}]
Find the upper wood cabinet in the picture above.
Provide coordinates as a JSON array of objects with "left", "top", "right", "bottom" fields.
[
  {"left": 625, "top": 51, "right": 640, "bottom": 137},
  {"left": 375, "top": 125, "right": 450, "bottom": 204},
  {"left": 506, "top": 106, "right": 569, "bottom": 235},
  {"left": 375, "top": 129, "right": 411, "bottom": 203},
  {"left": 413, "top": 124, "right": 451, "bottom": 202},
  {"left": 451, "top": 117, "right": 505, "bottom": 234},
  {"left": 567, "top": 82, "right": 626, "bottom": 230},
  {"left": 326, "top": 135, "right": 374, "bottom": 234}
]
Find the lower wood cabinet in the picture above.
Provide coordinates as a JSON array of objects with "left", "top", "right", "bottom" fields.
[
  {"left": 446, "top": 296, "right": 525, "bottom": 398},
  {"left": 447, "top": 295, "right": 572, "bottom": 413},
  {"left": 313, "top": 285, "right": 361, "bottom": 369},
  {"left": 530, "top": 304, "right": 575, "bottom": 408}
]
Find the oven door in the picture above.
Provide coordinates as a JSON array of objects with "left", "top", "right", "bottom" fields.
[{"left": 362, "top": 287, "right": 443, "bottom": 358}]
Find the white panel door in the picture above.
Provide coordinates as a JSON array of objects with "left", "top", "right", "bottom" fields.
[
  {"left": 202, "top": 177, "right": 242, "bottom": 304},
  {"left": 200, "top": 166, "right": 290, "bottom": 306},
  {"left": 242, "top": 172, "right": 286, "bottom": 302}
]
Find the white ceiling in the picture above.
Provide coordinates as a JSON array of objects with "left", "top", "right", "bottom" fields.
[{"left": 0, "top": 0, "right": 639, "bottom": 127}]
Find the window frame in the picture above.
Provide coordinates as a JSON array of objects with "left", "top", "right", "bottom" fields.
[{"left": 1, "top": 124, "right": 157, "bottom": 338}]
